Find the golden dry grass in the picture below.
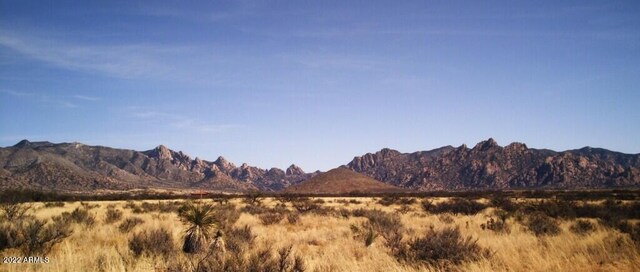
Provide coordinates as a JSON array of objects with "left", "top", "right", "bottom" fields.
[{"left": 1, "top": 197, "right": 639, "bottom": 272}]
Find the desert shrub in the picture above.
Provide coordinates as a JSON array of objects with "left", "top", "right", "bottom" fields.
[
  {"left": 292, "top": 199, "right": 320, "bottom": 213},
  {"left": 129, "top": 228, "right": 175, "bottom": 258},
  {"left": 7, "top": 217, "right": 73, "bottom": 255},
  {"left": 228, "top": 225, "right": 255, "bottom": 245},
  {"left": 179, "top": 203, "right": 219, "bottom": 254},
  {"left": 570, "top": 220, "right": 596, "bottom": 235},
  {"left": 80, "top": 202, "right": 99, "bottom": 209},
  {"left": 422, "top": 198, "right": 487, "bottom": 215},
  {"left": 212, "top": 197, "right": 230, "bottom": 205},
  {"left": 259, "top": 212, "right": 285, "bottom": 225},
  {"left": 489, "top": 194, "right": 517, "bottom": 213},
  {"left": 612, "top": 221, "right": 640, "bottom": 245},
  {"left": 396, "top": 227, "right": 488, "bottom": 267},
  {"left": 523, "top": 200, "right": 577, "bottom": 219},
  {"left": 526, "top": 212, "right": 561, "bottom": 236},
  {"left": 43, "top": 201, "right": 65, "bottom": 208},
  {"left": 378, "top": 196, "right": 398, "bottom": 206},
  {"left": 379, "top": 196, "right": 417, "bottom": 206},
  {"left": 287, "top": 212, "right": 301, "bottom": 224},
  {"left": 212, "top": 204, "right": 240, "bottom": 231},
  {"left": 0, "top": 202, "right": 31, "bottom": 221},
  {"left": 337, "top": 208, "right": 351, "bottom": 218},
  {"left": 66, "top": 207, "right": 96, "bottom": 227},
  {"left": 397, "top": 205, "right": 413, "bottom": 214},
  {"left": 243, "top": 191, "right": 263, "bottom": 206},
  {"left": 438, "top": 214, "right": 455, "bottom": 224},
  {"left": 241, "top": 203, "right": 271, "bottom": 215},
  {"left": 104, "top": 208, "right": 123, "bottom": 224},
  {"left": 118, "top": 217, "right": 145, "bottom": 233},
  {"left": 353, "top": 209, "right": 404, "bottom": 251},
  {"left": 310, "top": 206, "right": 338, "bottom": 217},
  {"left": 350, "top": 224, "right": 379, "bottom": 247},
  {"left": 360, "top": 209, "right": 403, "bottom": 237},
  {"left": 0, "top": 221, "right": 22, "bottom": 251},
  {"left": 136, "top": 201, "right": 179, "bottom": 213},
  {"left": 335, "top": 199, "right": 361, "bottom": 205},
  {"left": 312, "top": 198, "right": 325, "bottom": 204},
  {"left": 481, "top": 217, "right": 510, "bottom": 234}
]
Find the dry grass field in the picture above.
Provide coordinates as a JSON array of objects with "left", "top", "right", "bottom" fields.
[{"left": 1, "top": 196, "right": 639, "bottom": 272}]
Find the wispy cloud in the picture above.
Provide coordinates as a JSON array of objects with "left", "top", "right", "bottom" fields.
[
  {"left": 278, "top": 51, "right": 384, "bottom": 71},
  {"left": 1, "top": 89, "right": 78, "bottom": 108},
  {"left": 0, "top": 30, "right": 185, "bottom": 80},
  {"left": 72, "top": 95, "right": 101, "bottom": 101},
  {"left": 125, "top": 107, "right": 243, "bottom": 134}
]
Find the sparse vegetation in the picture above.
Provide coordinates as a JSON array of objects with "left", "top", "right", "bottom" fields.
[
  {"left": 525, "top": 212, "right": 561, "bottom": 236},
  {"left": 1, "top": 195, "right": 639, "bottom": 271},
  {"left": 104, "top": 208, "right": 123, "bottom": 224},
  {"left": 118, "top": 217, "right": 145, "bottom": 233},
  {"left": 422, "top": 198, "right": 488, "bottom": 215},
  {"left": 129, "top": 228, "right": 175, "bottom": 258},
  {"left": 259, "top": 212, "right": 285, "bottom": 225},
  {"left": 570, "top": 219, "right": 596, "bottom": 235},
  {"left": 396, "top": 227, "right": 488, "bottom": 268}
]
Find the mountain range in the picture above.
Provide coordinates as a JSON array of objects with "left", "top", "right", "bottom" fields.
[{"left": 1, "top": 138, "right": 639, "bottom": 193}]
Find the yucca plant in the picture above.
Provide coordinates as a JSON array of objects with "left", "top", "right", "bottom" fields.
[{"left": 179, "top": 203, "right": 219, "bottom": 253}]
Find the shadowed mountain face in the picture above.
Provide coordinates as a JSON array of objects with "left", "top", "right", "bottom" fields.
[
  {"left": 347, "top": 138, "right": 640, "bottom": 190},
  {"left": 284, "top": 167, "right": 403, "bottom": 194},
  {"left": 0, "top": 140, "right": 312, "bottom": 192}
]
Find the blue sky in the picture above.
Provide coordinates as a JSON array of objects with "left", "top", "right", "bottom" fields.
[{"left": 1, "top": 1, "right": 639, "bottom": 171}]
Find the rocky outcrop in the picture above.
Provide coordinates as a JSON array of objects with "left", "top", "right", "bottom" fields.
[{"left": 347, "top": 138, "right": 640, "bottom": 190}]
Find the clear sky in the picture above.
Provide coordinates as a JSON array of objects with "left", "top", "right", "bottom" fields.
[{"left": 1, "top": 1, "right": 639, "bottom": 171}]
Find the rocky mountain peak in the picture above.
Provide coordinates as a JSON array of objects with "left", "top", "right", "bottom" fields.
[
  {"left": 473, "top": 138, "right": 500, "bottom": 151},
  {"left": 14, "top": 139, "right": 32, "bottom": 148},
  {"left": 505, "top": 142, "right": 528, "bottom": 152},
  {"left": 378, "top": 148, "right": 402, "bottom": 158},
  {"left": 214, "top": 156, "right": 235, "bottom": 170},
  {"left": 13, "top": 139, "right": 53, "bottom": 149},
  {"left": 147, "top": 144, "right": 173, "bottom": 160},
  {"left": 286, "top": 164, "right": 305, "bottom": 175}
]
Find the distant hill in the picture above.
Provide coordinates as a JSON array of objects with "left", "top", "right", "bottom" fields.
[
  {"left": 1, "top": 138, "right": 639, "bottom": 193},
  {"left": 284, "top": 167, "right": 403, "bottom": 194},
  {"left": 0, "top": 140, "right": 313, "bottom": 192},
  {"left": 347, "top": 138, "right": 640, "bottom": 190}
]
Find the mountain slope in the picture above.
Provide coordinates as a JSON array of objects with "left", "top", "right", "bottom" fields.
[
  {"left": 347, "top": 138, "right": 640, "bottom": 190},
  {"left": 1, "top": 138, "right": 639, "bottom": 193},
  {"left": 284, "top": 167, "right": 403, "bottom": 194},
  {"left": 0, "top": 140, "right": 312, "bottom": 192}
]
